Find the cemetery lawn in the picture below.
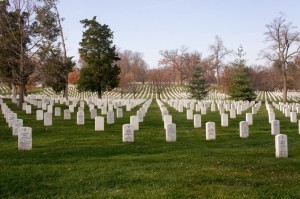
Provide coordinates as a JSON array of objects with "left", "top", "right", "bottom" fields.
[{"left": 1, "top": 100, "right": 300, "bottom": 199}]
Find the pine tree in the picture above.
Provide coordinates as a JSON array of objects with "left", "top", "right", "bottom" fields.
[
  {"left": 78, "top": 16, "right": 120, "bottom": 98},
  {"left": 228, "top": 46, "right": 256, "bottom": 101},
  {"left": 188, "top": 64, "right": 209, "bottom": 100}
]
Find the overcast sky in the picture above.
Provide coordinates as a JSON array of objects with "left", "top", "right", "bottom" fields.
[{"left": 58, "top": 0, "right": 300, "bottom": 68}]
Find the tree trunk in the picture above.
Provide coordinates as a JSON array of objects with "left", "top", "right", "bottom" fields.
[
  {"left": 97, "top": 90, "right": 102, "bottom": 99},
  {"left": 11, "top": 82, "right": 17, "bottom": 98},
  {"left": 282, "top": 63, "right": 288, "bottom": 103},
  {"left": 18, "top": 82, "right": 25, "bottom": 108},
  {"left": 216, "top": 66, "right": 220, "bottom": 89}
]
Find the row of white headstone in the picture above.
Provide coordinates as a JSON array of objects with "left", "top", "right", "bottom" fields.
[
  {"left": 122, "top": 99, "right": 152, "bottom": 142},
  {"left": 1, "top": 98, "right": 32, "bottom": 150}
]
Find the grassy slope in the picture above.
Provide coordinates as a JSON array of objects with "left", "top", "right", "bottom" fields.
[{"left": 0, "top": 99, "right": 300, "bottom": 199}]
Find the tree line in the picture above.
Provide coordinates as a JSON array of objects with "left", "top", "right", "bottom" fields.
[{"left": 0, "top": 0, "right": 299, "bottom": 105}]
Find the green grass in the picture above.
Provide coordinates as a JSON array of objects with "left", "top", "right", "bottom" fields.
[{"left": 1, "top": 99, "right": 300, "bottom": 198}]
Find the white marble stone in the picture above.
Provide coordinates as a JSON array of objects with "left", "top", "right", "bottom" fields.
[
  {"left": 107, "top": 111, "right": 114, "bottom": 124},
  {"left": 194, "top": 114, "right": 201, "bottom": 128},
  {"left": 206, "top": 122, "right": 216, "bottom": 140},
  {"left": 239, "top": 121, "right": 249, "bottom": 138},
  {"left": 166, "top": 123, "right": 176, "bottom": 142},
  {"left": 290, "top": 112, "right": 297, "bottom": 123},
  {"left": 271, "top": 120, "right": 280, "bottom": 135},
  {"left": 122, "top": 124, "right": 134, "bottom": 142},
  {"left": 117, "top": 108, "right": 123, "bottom": 118},
  {"left": 44, "top": 112, "right": 52, "bottom": 126},
  {"left": 268, "top": 112, "right": 275, "bottom": 124},
  {"left": 47, "top": 105, "right": 53, "bottom": 113},
  {"left": 275, "top": 134, "right": 288, "bottom": 158},
  {"left": 77, "top": 111, "right": 85, "bottom": 125},
  {"left": 25, "top": 105, "right": 31, "bottom": 114},
  {"left": 164, "top": 115, "right": 172, "bottom": 129},
  {"left": 64, "top": 109, "right": 71, "bottom": 120},
  {"left": 90, "top": 109, "right": 97, "bottom": 119},
  {"left": 230, "top": 108, "right": 236, "bottom": 119},
  {"left": 221, "top": 113, "right": 228, "bottom": 127},
  {"left": 95, "top": 116, "right": 104, "bottom": 131},
  {"left": 18, "top": 127, "right": 32, "bottom": 150},
  {"left": 187, "top": 109, "right": 193, "bottom": 120},
  {"left": 246, "top": 113, "right": 253, "bottom": 125},
  {"left": 54, "top": 107, "right": 61, "bottom": 116},
  {"left": 130, "top": 115, "right": 139, "bottom": 130},
  {"left": 12, "top": 119, "right": 23, "bottom": 136},
  {"left": 36, "top": 110, "right": 43, "bottom": 121}
]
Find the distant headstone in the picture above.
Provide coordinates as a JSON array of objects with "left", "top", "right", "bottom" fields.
[
  {"left": 130, "top": 115, "right": 139, "bottom": 130},
  {"left": 239, "top": 121, "right": 249, "bottom": 138},
  {"left": 137, "top": 110, "right": 143, "bottom": 122},
  {"left": 122, "top": 124, "right": 134, "bottom": 142},
  {"left": 194, "top": 114, "right": 201, "bottom": 128},
  {"left": 107, "top": 111, "right": 114, "bottom": 124},
  {"left": 18, "top": 127, "right": 32, "bottom": 150},
  {"left": 95, "top": 116, "right": 104, "bottom": 131},
  {"left": 101, "top": 106, "right": 107, "bottom": 115},
  {"left": 64, "top": 109, "right": 71, "bottom": 120},
  {"left": 221, "top": 113, "right": 228, "bottom": 127},
  {"left": 201, "top": 107, "right": 207, "bottom": 115},
  {"left": 69, "top": 105, "right": 74, "bottom": 113},
  {"left": 47, "top": 105, "right": 53, "bottom": 113},
  {"left": 36, "top": 110, "right": 43, "bottom": 121},
  {"left": 163, "top": 115, "right": 172, "bottom": 129},
  {"left": 206, "top": 122, "right": 216, "bottom": 140},
  {"left": 54, "top": 107, "right": 61, "bottom": 116},
  {"left": 25, "top": 105, "right": 32, "bottom": 114},
  {"left": 275, "top": 134, "right": 288, "bottom": 158},
  {"left": 117, "top": 108, "right": 123, "bottom": 118},
  {"left": 90, "top": 109, "right": 97, "bottom": 119},
  {"left": 166, "top": 123, "right": 176, "bottom": 142},
  {"left": 187, "top": 109, "right": 193, "bottom": 120},
  {"left": 268, "top": 112, "right": 275, "bottom": 123},
  {"left": 44, "top": 112, "right": 52, "bottom": 126},
  {"left": 271, "top": 120, "right": 280, "bottom": 135},
  {"left": 230, "top": 108, "right": 236, "bottom": 119},
  {"left": 246, "top": 113, "right": 253, "bottom": 125},
  {"left": 12, "top": 119, "right": 23, "bottom": 136},
  {"left": 77, "top": 111, "right": 85, "bottom": 125},
  {"left": 290, "top": 112, "right": 297, "bottom": 123}
]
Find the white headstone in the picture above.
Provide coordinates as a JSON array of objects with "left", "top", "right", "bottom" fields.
[
  {"left": 221, "top": 114, "right": 228, "bottom": 127},
  {"left": 107, "top": 111, "right": 114, "bottom": 124},
  {"left": 95, "top": 116, "right": 104, "bottom": 131},
  {"left": 90, "top": 109, "right": 97, "bottom": 119},
  {"left": 163, "top": 115, "right": 172, "bottom": 129},
  {"left": 77, "top": 111, "right": 85, "bottom": 125},
  {"left": 268, "top": 112, "right": 275, "bottom": 123},
  {"left": 36, "top": 110, "right": 43, "bottom": 121},
  {"left": 194, "top": 114, "right": 201, "bottom": 128},
  {"left": 47, "top": 105, "right": 53, "bottom": 113},
  {"left": 239, "top": 121, "right": 249, "bottom": 138},
  {"left": 12, "top": 119, "right": 23, "bottom": 136},
  {"left": 137, "top": 110, "right": 143, "bottom": 122},
  {"left": 44, "top": 112, "right": 52, "bottom": 126},
  {"left": 64, "top": 109, "right": 71, "bottom": 120},
  {"left": 18, "top": 127, "right": 32, "bottom": 150},
  {"left": 187, "top": 109, "right": 193, "bottom": 120},
  {"left": 275, "top": 134, "right": 288, "bottom": 158},
  {"left": 246, "top": 113, "right": 253, "bottom": 125},
  {"left": 206, "top": 122, "right": 216, "bottom": 140},
  {"left": 166, "top": 123, "right": 176, "bottom": 142},
  {"left": 54, "top": 107, "right": 61, "bottom": 116},
  {"left": 290, "top": 112, "right": 297, "bottom": 123},
  {"left": 271, "top": 120, "right": 280, "bottom": 135},
  {"left": 25, "top": 105, "right": 32, "bottom": 114},
  {"left": 230, "top": 108, "right": 236, "bottom": 119},
  {"left": 69, "top": 105, "right": 74, "bottom": 113},
  {"left": 117, "top": 108, "right": 123, "bottom": 118},
  {"left": 201, "top": 107, "right": 207, "bottom": 115},
  {"left": 130, "top": 115, "right": 139, "bottom": 130},
  {"left": 122, "top": 124, "right": 134, "bottom": 142}
]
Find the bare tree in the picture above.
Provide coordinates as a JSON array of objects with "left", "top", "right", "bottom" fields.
[
  {"left": 262, "top": 13, "right": 300, "bottom": 102},
  {"left": 209, "top": 35, "right": 232, "bottom": 88},
  {"left": 159, "top": 46, "right": 201, "bottom": 85}
]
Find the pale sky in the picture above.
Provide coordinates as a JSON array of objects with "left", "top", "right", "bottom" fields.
[{"left": 58, "top": 0, "right": 300, "bottom": 68}]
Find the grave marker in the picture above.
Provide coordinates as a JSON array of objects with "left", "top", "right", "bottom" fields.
[
  {"left": 18, "top": 127, "right": 32, "bottom": 150},
  {"left": 122, "top": 124, "right": 134, "bottom": 142},
  {"left": 166, "top": 123, "right": 176, "bottom": 142},
  {"left": 275, "top": 134, "right": 288, "bottom": 158},
  {"left": 206, "top": 122, "right": 216, "bottom": 140},
  {"left": 95, "top": 116, "right": 104, "bottom": 131},
  {"left": 239, "top": 121, "right": 249, "bottom": 138}
]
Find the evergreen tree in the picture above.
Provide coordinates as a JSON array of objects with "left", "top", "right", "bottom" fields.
[
  {"left": 188, "top": 64, "right": 209, "bottom": 100},
  {"left": 228, "top": 46, "right": 256, "bottom": 101},
  {"left": 78, "top": 16, "right": 120, "bottom": 98}
]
